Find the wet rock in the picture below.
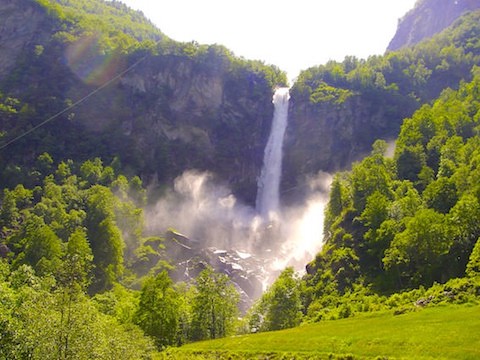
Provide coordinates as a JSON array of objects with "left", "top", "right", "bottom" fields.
[{"left": 164, "top": 230, "right": 269, "bottom": 313}]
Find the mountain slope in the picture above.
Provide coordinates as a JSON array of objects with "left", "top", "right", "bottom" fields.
[
  {"left": 388, "top": 0, "right": 480, "bottom": 51},
  {"left": 0, "top": 0, "right": 286, "bottom": 204},
  {"left": 303, "top": 72, "right": 480, "bottom": 306},
  {"left": 284, "top": 9, "right": 480, "bottom": 199}
]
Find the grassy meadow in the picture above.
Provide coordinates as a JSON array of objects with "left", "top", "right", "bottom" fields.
[{"left": 161, "top": 304, "right": 480, "bottom": 359}]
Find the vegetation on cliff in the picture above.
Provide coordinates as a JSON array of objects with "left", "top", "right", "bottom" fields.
[
  {"left": 0, "top": 0, "right": 286, "bottom": 203},
  {"left": 284, "top": 10, "right": 480, "bottom": 192}
]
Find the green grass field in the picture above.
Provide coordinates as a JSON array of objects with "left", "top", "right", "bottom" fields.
[{"left": 162, "top": 304, "right": 480, "bottom": 359}]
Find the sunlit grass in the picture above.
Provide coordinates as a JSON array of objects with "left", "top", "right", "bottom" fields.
[{"left": 164, "top": 304, "right": 480, "bottom": 359}]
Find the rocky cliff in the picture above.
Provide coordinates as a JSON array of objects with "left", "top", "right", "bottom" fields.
[
  {"left": 387, "top": 0, "right": 480, "bottom": 51},
  {"left": 2, "top": 0, "right": 479, "bottom": 208},
  {"left": 116, "top": 52, "right": 278, "bottom": 203},
  {"left": 284, "top": 7, "right": 480, "bottom": 200},
  {"left": 0, "top": 0, "right": 286, "bottom": 204},
  {"left": 282, "top": 89, "right": 416, "bottom": 200}
]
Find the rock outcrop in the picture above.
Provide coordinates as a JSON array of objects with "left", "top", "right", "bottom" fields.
[
  {"left": 116, "top": 54, "right": 275, "bottom": 203},
  {"left": 164, "top": 230, "right": 268, "bottom": 313},
  {"left": 283, "top": 3, "right": 480, "bottom": 200}
]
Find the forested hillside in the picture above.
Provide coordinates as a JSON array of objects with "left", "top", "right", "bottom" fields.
[
  {"left": 0, "top": 155, "right": 244, "bottom": 357},
  {"left": 0, "top": 0, "right": 280, "bottom": 357},
  {"left": 300, "top": 73, "right": 480, "bottom": 320},
  {"left": 0, "top": 0, "right": 286, "bottom": 204},
  {"left": 2, "top": 0, "right": 480, "bottom": 358},
  {"left": 283, "top": 9, "right": 480, "bottom": 196},
  {"left": 241, "top": 72, "right": 480, "bottom": 336}
]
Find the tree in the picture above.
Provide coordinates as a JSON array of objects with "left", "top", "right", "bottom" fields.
[
  {"left": 20, "top": 216, "right": 63, "bottom": 276},
  {"left": 361, "top": 191, "right": 391, "bottom": 271},
  {"left": 383, "top": 208, "right": 451, "bottom": 286},
  {"left": 53, "top": 228, "right": 94, "bottom": 360},
  {"left": 325, "top": 174, "right": 349, "bottom": 229},
  {"left": 351, "top": 154, "right": 392, "bottom": 213},
  {"left": 175, "top": 282, "right": 194, "bottom": 345},
  {"left": 423, "top": 177, "right": 458, "bottom": 214},
  {"left": 85, "top": 186, "right": 124, "bottom": 291},
  {"left": 258, "top": 267, "right": 303, "bottom": 331},
  {"left": 0, "top": 185, "right": 32, "bottom": 229},
  {"left": 59, "top": 228, "right": 93, "bottom": 290},
  {"left": 1, "top": 262, "right": 154, "bottom": 359},
  {"left": 466, "top": 238, "right": 480, "bottom": 277},
  {"left": 361, "top": 191, "right": 390, "bottom": 230},
  {"left": 395, "top": 144, "right": 427, "bottom": 183},
  {"left": 447, "top": 195, "right": 480, "bottom": 277},
  {"left": 389, "top": 181, "right": 423, "bottom": 220},
  {"left": 190, "top": 267, "right": 239, "bottom": 341},
  {"left": 135, "top": 271, "right": 180, "bottom": 349}
]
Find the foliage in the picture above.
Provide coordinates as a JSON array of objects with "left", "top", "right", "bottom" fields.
[
  {"left": 190, "top": 267, "right": 239, "bottom": 341},
  {"left": 0, "top": 153, "right": 246, "bottom": 354},
  {"left": 0, "top": 155, "right": 154, "bottom": 293},
  {"left": 289, "top": 10, "right": 480, "bottom": 176},
  {"left": 135, "top": 270, "right": 180, "bottom": 349},
  {"left": 310, "top": 82, "right": 353, "bottom": 105},
  {"left": 247, "top": 267, "right": 303, "bottom": 332},
  {"left": 294, "top": 10, "right": 480, "bottom": 104},
  {"left": 35, "top": 0, "right": 165, "bottom": 50},
  {"left": 0, "top": 260, "right": 156, "bottom": 359},
  {"left": 467, "top": 239, "right": 480, "bottom": 277},
  {"left": 305, "top": 74, "right": 480, "bottom": 316}
]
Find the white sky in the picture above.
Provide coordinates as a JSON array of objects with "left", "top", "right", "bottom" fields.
[{"left": 119, "top": 0, "right": 417, "bottom": 81}]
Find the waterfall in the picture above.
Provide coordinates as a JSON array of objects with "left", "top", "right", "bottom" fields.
[{"left": 256, "top": 87, "right": 290, "bottom": 219}]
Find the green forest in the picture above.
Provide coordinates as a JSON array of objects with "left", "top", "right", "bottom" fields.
[
  {"left": 1, "top": 0, "right": 480, "bottom": 359},
  {"left": 0, "top": 156, "right": 242, "bottom": 358},
  {"left": 302, "top": 74, "right": 480, "bottom": 318}
]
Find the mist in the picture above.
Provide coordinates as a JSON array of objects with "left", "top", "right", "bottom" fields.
[{"left": 145, "top": 169, "right": 331, "bottom": 290}]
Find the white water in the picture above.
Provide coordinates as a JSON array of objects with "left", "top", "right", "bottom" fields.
[
  {"left": 147, "top": 86, "right": 329, "bottom": 299},
  {"left": 256, "top": 87, "right": 290, "bottom": 219}
]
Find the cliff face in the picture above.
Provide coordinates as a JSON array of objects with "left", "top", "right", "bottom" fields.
[
  {"left": 387, "top": 0, "right": 480, "bottom": 51},
  {"left": 284, "top": 4, "right": 480, "bottom": 200},
  {"left": 282, "top": 92, "right": 415, "bottom": 199},
  {"left": 116, "top": 54, "right": 275, "bottom": 203},
  {"left": 0, "top": 0, "right": 281, "bottom": 204},
  {"left": 0, "top": 0, "right": 49, "bottom": 78},
  {"left": 4, "top": 0, "right": 478, "bottom": 207}
]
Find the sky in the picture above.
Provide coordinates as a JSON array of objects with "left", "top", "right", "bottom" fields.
[{"left": 118, "top": 0, "right": 417, "bottom": 81}]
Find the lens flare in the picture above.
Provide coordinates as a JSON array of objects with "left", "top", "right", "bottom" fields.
[{"left": 65, "top": 33, "right": 125, "bottom": 86}]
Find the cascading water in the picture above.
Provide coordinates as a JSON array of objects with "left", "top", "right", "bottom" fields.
[
  {"left": 256, "top": 87, "right": 290, "bottom": 219},
  {"left": 148, "top": 86, "right": 328, "bottom": 309}
]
